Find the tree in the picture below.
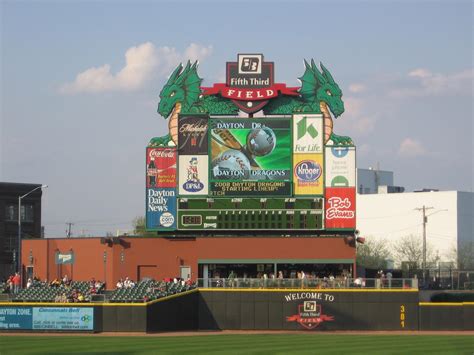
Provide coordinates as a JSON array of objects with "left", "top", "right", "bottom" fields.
[
  {"left": 132, "top": 216, "right": 157, "bottom": 237},
  {"left": 457, "top": 241, "right": 474, "bottom": 269},
  {"left": 392, "top": 234, "right": 439, "bottom": 268},
  {"left": 356, "top": 238, "right": 392, "bottom": 269}
]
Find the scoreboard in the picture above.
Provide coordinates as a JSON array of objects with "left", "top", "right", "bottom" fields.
[
  {"left": 146, "top": 114, "right": 356, "bottom": 233},
  {"left": 146, "top": 54, "right": 357, "bottom": 235},
  {"left": 177, "top": 197, "right": 324, "bottom": 231}
]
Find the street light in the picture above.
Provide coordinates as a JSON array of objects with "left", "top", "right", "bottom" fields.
[{"left": 18, "top": 184, "right": 48, "bottom": 273}]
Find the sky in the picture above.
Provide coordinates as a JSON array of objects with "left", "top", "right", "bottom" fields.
[{"left": 1, "top": 1, "right": 472, "bottom": 237}]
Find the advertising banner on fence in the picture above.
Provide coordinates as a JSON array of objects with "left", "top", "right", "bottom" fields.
[
  {"left": 146, "top": 188, "right": 177, "bottom": 230},
  {"left": 177, "top": 115, "right": 208, "bottom": 155},
  {"left": 0, "top": 307, "right": 94, "bottom": 330},
  {"left": 325, "top": 187, "right": 356, "bottom": 229},
  {"left": 293, "top": 114, "right": 324, "bottom": 154},
  {"left": 178, "top": 155, "right": 209, "bottom": 196},
  {"left": 325, "top": 146, "right": 356, "bottom": 188},
  {"left": 209, "top": 118, "right": 291, "bottom": 196},
  {"left": 146, "top": 148, "right": 177, "bottom": 188},
  {"left": 293, "top": 154, "right": 324, "bottom": 195}
]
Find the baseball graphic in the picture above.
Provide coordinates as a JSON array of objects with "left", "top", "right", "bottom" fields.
[
  {"left": 211, "top": 149, "right": 251, "bottom": 179},
  {"left": 246, "top": 127, "right": 276, "bottom": 157}
]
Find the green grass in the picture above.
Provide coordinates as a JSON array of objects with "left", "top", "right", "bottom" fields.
[{"left": 0, "top": 334, "right": 473, "bottom": 354}]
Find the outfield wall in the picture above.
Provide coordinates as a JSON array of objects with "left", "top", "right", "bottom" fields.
[
  {"left": 2, "top": 290, "right": 473, "bottom": 332},
  {"left": 197, "top": 289, "right": 419, "bottom": 331}
]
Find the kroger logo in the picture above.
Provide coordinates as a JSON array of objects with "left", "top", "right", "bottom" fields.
[{"left": 295, "top": 161, "right": 322, "bottom": 182}]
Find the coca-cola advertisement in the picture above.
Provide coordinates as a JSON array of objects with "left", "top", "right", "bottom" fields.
[
  {"left": 325, "top": 187, "right": 356, "bottom": 229},
  {"left": 146, "top": 148, "right": 177, "bottom": 188},
  {"left": 178, "top": 115, "right": 208, "bottom": 155}
]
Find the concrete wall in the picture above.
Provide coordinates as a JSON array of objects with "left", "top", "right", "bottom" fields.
[{"left": 357, "top": 191, "right": 466, "bottom": 265}]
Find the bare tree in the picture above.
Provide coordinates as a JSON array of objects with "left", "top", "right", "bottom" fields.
[
  {"left": 132, "top": 216, "right": 156, "bottom": 237},
  {"left": 457, "top": 241, "right": 474, "bottom": 269},
  {"left": 393, "top": 234, "right": 439, "bottom": 267},
  {"left": 356, "top": 238, "right": 392, "bottom": 269}
]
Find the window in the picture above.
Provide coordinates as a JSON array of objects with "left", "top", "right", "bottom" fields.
[{"left": 4, "top": 204, "right": 34, "bottom": 222}]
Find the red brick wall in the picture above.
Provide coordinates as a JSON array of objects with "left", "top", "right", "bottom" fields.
[{"left": 22, "top": 237, "right": 355, "bottom": 289}]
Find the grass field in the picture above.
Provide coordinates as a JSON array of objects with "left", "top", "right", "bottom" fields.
[{"left": 0, "top": 334, "right": 473, "bottom": 354}]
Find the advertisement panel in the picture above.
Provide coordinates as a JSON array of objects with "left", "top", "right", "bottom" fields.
[
  {"left": 146, "top": 148, "right": 177, "bottom": 188},
  {"left": 0, "top": 307, "right": 94, "bottom": 331},
  {"left": 32, "top": 307, "right": 94, "bottom": 330},
  {"left": 325, "top": 187, "right": 356, "bottom": 229},
  {"left": 146, "top": 188, "right": 177, "bottom": 230},
  {"left": 178, "top": 155, "right": 209, "bottom": 196},
  {"left": 325, "top": 146, "right": 356, "bottom": 187},
  {"left": 209, "top": 118, "right": 291, "bottom": 196},
  {"left": 293, "top": 114, "right": 324, "bottom": 154},
  {"left": 0, "top": 307, "right": 33, "bottom": 329},
  {"left": 293, "top": 154, "right": 324, "bottom": 195},
  {"left": 177, "top": 115, "right": 208, "bottom": 155}
]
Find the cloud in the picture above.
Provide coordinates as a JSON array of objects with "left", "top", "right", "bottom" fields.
[
  {"left": 398, "top": 138, "right": 426, "bottom": 157},
  {"left": 60, "top": 43, "right": 213, "bottom": 94},
  {"left": 389, "top": 68, "right": 473, "bottom": 98},
  {"left": 348, "top": 83, "right": 366, "bottom": 93},
  {"left": 337, "top": 97, "right": 378, "bottom": 136}
]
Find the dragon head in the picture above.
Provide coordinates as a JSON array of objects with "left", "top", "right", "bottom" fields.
[
  {"left": 157, "top": 61, "right": 202, "bottom": 118},
  {"left": 299, "top": 60, "right": 344, "bottom": 118}
]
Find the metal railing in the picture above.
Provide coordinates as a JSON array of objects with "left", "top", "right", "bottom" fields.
[{"left": 197, "top": 278, "right": 418, "bottom": 289}]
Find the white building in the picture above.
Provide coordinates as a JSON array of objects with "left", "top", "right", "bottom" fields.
[{"left": 356, "top": 169, "right": 473, "bottom": 268}]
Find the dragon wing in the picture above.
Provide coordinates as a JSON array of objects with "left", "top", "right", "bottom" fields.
[{"left": 298, "top": 59, "right": 320, "bottom": 102}]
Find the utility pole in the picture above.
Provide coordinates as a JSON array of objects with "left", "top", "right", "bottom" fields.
[
  {"left": 66, "top": 222, "right": 74, "bottom": 238},
  {"left": 414, "top": 205, "right": 433, "bottom": 284}
]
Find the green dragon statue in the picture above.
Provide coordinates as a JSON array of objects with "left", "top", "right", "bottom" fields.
[
  {"left": 264, "top": 59, "right": 352, "bottom": 145},
  {"left": 149, "top": 61, "right": 238, "bottom": 147},
  {"left": 149, "top": 59, "right": 352, "bottom": 147}
]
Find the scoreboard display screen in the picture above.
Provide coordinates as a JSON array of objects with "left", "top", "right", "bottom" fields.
[
  {"left": 209, "top": 118, "right": 292, "bottom": 196},
  {"left": 177, "top": 198, "right": 323, "bottom": 231}
]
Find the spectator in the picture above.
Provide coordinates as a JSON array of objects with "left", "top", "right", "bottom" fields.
[
  {"left": 26, "top": 278, "right": 33, "bottom": 289},
  {"left": 116, "top": 279, "right": 124, "bottom": 289},
  {"left": 12, "top": 272, "right": 21, "bottom": 294},
  {"left": 62, "top": 274, "right": 70, "bottom": 285}
]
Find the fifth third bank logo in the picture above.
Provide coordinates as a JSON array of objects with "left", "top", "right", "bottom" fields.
[{"left": 238, "top": 54, "right": 262, "bottom": 74}]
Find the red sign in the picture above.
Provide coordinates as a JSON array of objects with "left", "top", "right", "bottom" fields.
[
  {"left": 325, "top": 187, "right": 356, "bottom": 229},
  {"left": 202, "top": 83, "right": 299, "bottom": 101},
  {"left": 146, "top": 148, "right": 177, "bottom": 188},
  {"left": 286, "top": 303, "right": 334, "bottom": 330}
]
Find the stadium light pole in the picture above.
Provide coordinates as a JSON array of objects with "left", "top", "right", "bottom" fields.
[{"left": 18, "top": 185, "right": 48, "bottom": 274}]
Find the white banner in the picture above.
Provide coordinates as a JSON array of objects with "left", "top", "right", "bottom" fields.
[
  {"left": 178, "top": 155, "right": 209, "bottom": 195},
  {"left": 325, "top": 146, "right": 356, "bottom": 188},
  {"left": 293, "top": 114, "right": 324, "bottom": 154}
]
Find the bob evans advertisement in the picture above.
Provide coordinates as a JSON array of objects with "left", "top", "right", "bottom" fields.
[{"left": 0, "top": 307, "right": 94, "bottom": 330}]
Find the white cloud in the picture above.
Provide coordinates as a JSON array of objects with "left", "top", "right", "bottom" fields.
[
  {"left": 390, "top": 68, "right": 473, "bottom": 98},
  {"left": 337, "top": 97, "right": 378, "bottom": 136},
  {"left": 348, "top": 83, "right": 366, "bottom": 93},
  {"left": 60, "top": 43, "right": 213, "bottom": 94},
  {"left": 398, "top": 138, "right": 426, "bottom": 157}
]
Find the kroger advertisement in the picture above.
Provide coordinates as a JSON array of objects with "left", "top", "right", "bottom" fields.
[
  {"left": 209, "top": 118, "right": 291, "bottom": 196},
  {"left": 0, "top": 307, "right": 94, "bottom": 331},
  {"left": 293, "top": 154, "right": 324, "bottom": 195},
  {"left": 146, "top": 188, "right": 177, "bottom": 230}
]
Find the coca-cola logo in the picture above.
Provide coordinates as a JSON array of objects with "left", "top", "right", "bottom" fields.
[
  {"left": 149, "top": 149, "right": 175, "bottom": 159},
  {"left": 294, "top": 161, "right": 321, "bottom": 182},
  {"left": 326, "top": 197, "right": 354, "bottom": 220}
]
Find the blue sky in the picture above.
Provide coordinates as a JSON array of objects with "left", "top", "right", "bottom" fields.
[{"left": 1, "top": 1, "right": 472, "bottom": 236}]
